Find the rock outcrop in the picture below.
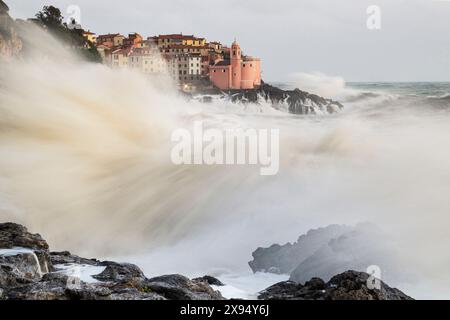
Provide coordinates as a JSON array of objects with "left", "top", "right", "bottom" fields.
[
  {"left": 0, "top": 1, "right": 22, "bottom": 60},
  {"left": 258, "top": 270, "right": 413, "bottom": 300},
  {"left": 0, "top": 222, "right": 224, "bottom": 300},
  {"left": 197, "top": 82, "right": 344, "bottom": 115},
  {"left": 0, "top": 222, "right": 412, "bottom": 300},
  {"left": 249, "top": 224, "right": 353, "bottom": 275},
  {"left": 249, "top": 223, "right": 406, "bottom": 286}
]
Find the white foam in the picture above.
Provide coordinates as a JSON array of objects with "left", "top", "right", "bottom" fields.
[
  {"left": 53, "top": 263, "right": 106, "bottom": 283},
  {"left": 213, "top": 272, "right": 289, "bottom": 299},
  {"left": 0, "top": 247, "right": 35, "bottom": 257}
]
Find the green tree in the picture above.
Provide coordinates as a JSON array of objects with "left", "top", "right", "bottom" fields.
[
  {"left": 34, "top": 5, "right": 102, "bottom": 63},
  {"left": 35, "top": 6, "right": 64, "bottom": 31}
]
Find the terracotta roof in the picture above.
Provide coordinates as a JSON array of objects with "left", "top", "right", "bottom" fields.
[
  {"left": 112, "top": 47, "right": 132, "bottom": 55},
  {"left": 157, "top": 34, "right": 204, "bottom": 40},
  {"left": 212, "top": 60, "right": 230, "bottom": 67},
  {"left": 97, "top": 33, "right": 124, "bottom": 39},
  {"left": 165, "top": 44, "right": 209, "bottom": 50},
  {"left": 83, "top": 31, "right": 95, "bottom": 35}
]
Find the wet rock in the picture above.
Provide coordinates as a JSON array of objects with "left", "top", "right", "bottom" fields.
[
  {"left": 145, "top": 274, "right": 224, "bottom": 300},
  {"left": 192, "top": 275, "right": 225, "bottom": 286},
  {"left": 228, "top": 83, "right": 344, "bottom": 115},
  {"left": 0, "top": 223, "right": 51, "bottom": 273},
  {"left": 0, "top": 250, "right": 43, "bottom": 287},
  {"left": 0, "top": 222, "right": 225, "bottom": 300},
  {"left": 50, "top": 251, "right": 100, "bottom": 266},
  {"left": 327, "top": 270, "right": 412, "bottom": 300},
  {"left": 93, "top": 261, "right": 146, "bottom": 283},
  {"left": 258, "top": 270, "right": 413, "bottom": 300}
]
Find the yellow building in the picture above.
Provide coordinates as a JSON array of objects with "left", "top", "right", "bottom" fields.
[
  {"left": 82, "top": 31, "right": 97, "bottom": 44},
  {"left": 156, "top": 34, "right": 206, "bottom": 48}
]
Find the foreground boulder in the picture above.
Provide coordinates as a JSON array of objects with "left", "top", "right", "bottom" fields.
[
  {"left": 0, "top": 222, "right": 223, "bottom": 300},
  {"left": 0, "top": 223, "right": 51, "bottom": 273},
  {"left": 144, "top": 274, "right": 224, "bottom": 300},
  {"left": 258, "top": 270, "right": 413, "bottom": 300}
]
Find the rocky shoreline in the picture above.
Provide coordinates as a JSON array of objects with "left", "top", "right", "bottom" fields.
[
  {"left": 0, "top": 223, "right": 412, "bottom": 300},
  {"left": 194, "top": 82, "right": 344, "bottom": 115}
]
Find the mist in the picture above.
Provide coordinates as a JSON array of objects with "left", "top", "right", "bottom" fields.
[{"left": 1, "top": 26, "right": 450, "bottom": 299}]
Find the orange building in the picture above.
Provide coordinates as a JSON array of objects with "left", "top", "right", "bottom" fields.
[{"left": 209, "top": 41, "right": 261, "bottom": 90}]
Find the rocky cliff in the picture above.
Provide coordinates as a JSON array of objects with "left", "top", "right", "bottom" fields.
[{"left": 0, "top": 1, "right": 22, "bottom": 60}]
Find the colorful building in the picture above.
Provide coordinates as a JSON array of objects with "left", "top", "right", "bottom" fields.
[
  {"left": 129, "top": 47, "right": 166, "bottom": 74},
  {"left": 156, "top": 34, "right": 206, "bottom": 48},
  {"left": 123, "top": 33, "right": 143, "bottom": 48},
  {"left": 167, "top": 53, "right": 202, "bottom": 83},
  {"left": 82, "top": 30, "right": 97, "bottom": 44},
  {"left": 209, "top": 41, "right": 261, "bottom": 90},
  {"left": 97, "top": 33, "right": 125, "bottom": 48},
  {"left": 111, "top": 47, "right": 132, "bottom": 68}
]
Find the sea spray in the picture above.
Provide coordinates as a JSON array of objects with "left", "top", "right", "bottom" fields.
[{"left": 1, "top": 25, "right": 450, "bottom": 299}]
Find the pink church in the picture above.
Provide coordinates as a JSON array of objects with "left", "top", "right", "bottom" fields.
[{"left": 209, "top": 41, "right": 261, "bottom": 90}]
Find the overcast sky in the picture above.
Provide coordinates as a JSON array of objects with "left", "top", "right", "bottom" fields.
[{"left": 8, "top": 0, "right": 450, "bottom": 82}]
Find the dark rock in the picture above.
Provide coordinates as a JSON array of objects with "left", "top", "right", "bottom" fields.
[
  {"left": 249, "top": 224, "right": 353, "bottom": 274},
  {"left": 50, "top": 251, "right": 100, "bottom": 266},
  {"left": 93, "top": 261, "right": 146, "bottom": 283},
  {"left": 221, "top": 83, "right": 344, "bottom": 115},
  {"left": 327, "top": 270, "right": 412, "bottom": 300},
  {"left": 258, "top": 270, "right": 413, "bottom": 300},
  {"left": 0, "top": 223, "right": 51, "bottom": 273},
  {"left": 145, "top": 274, "right": 224, "bottom": 300},
  {"left": 192, "top": 275, "right": 224, "bottom": 286},
  {"left": 4, "top": 270, "right": 165, "bottom": 300},
  {"left": 0, "top": 251, "right": 43, "bottom": 287},
  {"left": 258, "top": 281, "right": 304, "bottom": 300},
  {"left": 0, "top": 223, "right": 223, "bottom": 300}
]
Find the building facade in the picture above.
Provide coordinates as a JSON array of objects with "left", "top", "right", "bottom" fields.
[
  {"left": 129, "top": 47, "right": 167, "bottom": 74},
  {"left": 209, "top": 41, "right": 261, "bottom": 90},
  {"left": 97, "top": 33, "right": 125, "bottom": 48},
  {"left": 167, "top": 53, "right": 201, "bottom": 83}
]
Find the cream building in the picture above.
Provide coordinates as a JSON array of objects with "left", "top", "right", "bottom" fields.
[{"left": 129, "top": 47, "right": 167, "bottom": 74}]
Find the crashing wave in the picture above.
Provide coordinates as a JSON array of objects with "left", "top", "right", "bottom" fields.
[{"left": 193, "top": 83, "right": 344, "bottom": 115}]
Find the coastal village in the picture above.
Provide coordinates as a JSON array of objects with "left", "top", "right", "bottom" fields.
[
  {"left": 90, "top": 31, "right": 262, "bottom": 92},
  {"left": 0, "top": 1, "right": 262, "bottom": 92}
]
